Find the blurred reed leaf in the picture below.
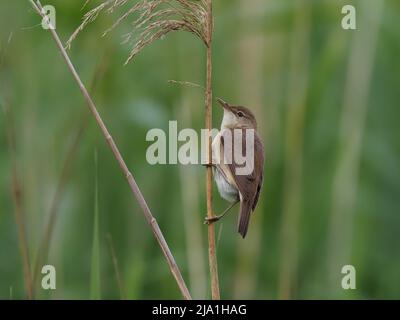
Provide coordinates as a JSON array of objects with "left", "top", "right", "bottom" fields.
[
  {"left": 90, "top": 150, "right": 101, "bottom": 299},
  {"left": 107, "top": 233, "right": 126, "bottom": 300}
]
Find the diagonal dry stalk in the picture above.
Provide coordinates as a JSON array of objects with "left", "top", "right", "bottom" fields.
[
  {"left": 65, "top": 0, "right": 219, "bottom": 299},
  {"left": 29, "top": 0, "right": 191, "bottom": 300}
]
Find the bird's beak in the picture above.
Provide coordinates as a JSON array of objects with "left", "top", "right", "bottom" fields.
[{"left": 216, "top": 98, "right": 231, "bottom": 111}]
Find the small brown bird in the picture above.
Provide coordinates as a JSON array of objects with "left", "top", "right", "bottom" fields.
[{"left": 205, "top": 98, "right": 265, "bottom": 238}]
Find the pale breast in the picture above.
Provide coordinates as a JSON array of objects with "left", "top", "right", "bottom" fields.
[
  {"left": 213, "top": 167, "right": 240, "bottom": 203},
  {"left": 212, "top": 132, "right": 240, "bottom": 203}
]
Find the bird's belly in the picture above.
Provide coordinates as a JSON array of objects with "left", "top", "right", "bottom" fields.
[{"left": 214, "top": 167, "right": 240, "bottom": 203}]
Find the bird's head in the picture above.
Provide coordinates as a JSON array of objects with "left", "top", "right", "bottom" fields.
[{"left": 217, "top": 98, "right": 257, "bottom": 130}]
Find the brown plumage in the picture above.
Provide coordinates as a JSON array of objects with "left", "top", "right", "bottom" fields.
[{"left": 209, "top": 98, "right": 265, "bottom": 238}]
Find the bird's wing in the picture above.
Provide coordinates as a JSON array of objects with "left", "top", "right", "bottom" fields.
[
  {"left": 222, "top": 128, "right": 265, "bottom": 237},
  {"left": 222, "top": 128, "right": 264, "bottom": 203},
  {"left": 252, "top": 138, "right": 264, "bottom": 211}
]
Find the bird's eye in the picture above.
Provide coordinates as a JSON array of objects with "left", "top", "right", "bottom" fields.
[{"left": 237, "top": 111, "right": 244, "bottom": 117}]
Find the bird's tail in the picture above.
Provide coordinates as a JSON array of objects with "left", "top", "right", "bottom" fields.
[{"left": 238, "top": 200, "right": 252, "bottom": 238}]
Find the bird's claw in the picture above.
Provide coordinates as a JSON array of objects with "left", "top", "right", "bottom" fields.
[{"left": 204, "top": 216, "right": 219, "bottom": 225}]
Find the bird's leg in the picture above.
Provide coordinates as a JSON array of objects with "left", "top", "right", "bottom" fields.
[{"left": 204, "top": 201, "right": 239, "bottom": 225}]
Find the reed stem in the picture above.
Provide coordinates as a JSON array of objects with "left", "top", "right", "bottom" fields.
[{"left": 204, "top": 0, "right": 220, "bottom": 300}]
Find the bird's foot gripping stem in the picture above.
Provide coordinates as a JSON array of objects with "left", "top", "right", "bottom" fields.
[
  {"left": 204, "top": 215, "right": 221, "bottom": 225},
  {"left": 204, "top": 201, "right": 239, "bottom": 225}
]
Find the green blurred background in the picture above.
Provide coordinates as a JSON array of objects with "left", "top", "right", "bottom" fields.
[{"left": 0, "top": 0, "right": 399, "bottom": 299}]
